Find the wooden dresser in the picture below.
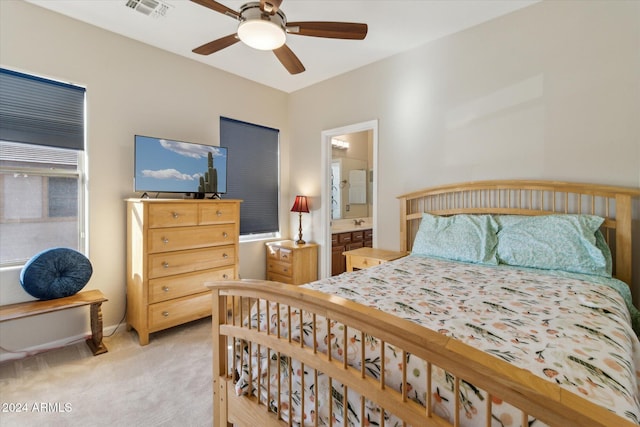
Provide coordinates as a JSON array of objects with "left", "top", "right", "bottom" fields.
[
  {"left": 266, "top": 240, "right": 318, "bottom": 285},
  {"left": 126, "top": 199, "right": 240, "bottom": 345}
]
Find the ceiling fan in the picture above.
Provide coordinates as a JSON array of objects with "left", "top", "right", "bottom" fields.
[{"left": 190, "top": 0, "right": 368, "bottom": 75}]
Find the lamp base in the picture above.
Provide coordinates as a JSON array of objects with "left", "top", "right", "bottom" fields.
[{"left": 296, "top": 212, "right": 305, "bottom": 245}]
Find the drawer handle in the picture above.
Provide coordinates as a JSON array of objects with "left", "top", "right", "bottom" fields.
[
  {"left": 162, "top": 237, "right": 169, "bottom": 244},
  {"left": 172, "top": 212, "right": 179, "bottom": 219},
  {"left": 216, "top": 210, "right": 222, "bottom": 217},
  {"left": 162, "top": 262, "right": 169, "bottom": 268},
  {"left": 162, "top": 311, "right": 169, "bottom": 317},
  {"left": 162, "top": 286, "right": 170, "bottom": 292},
  {"left": 222, "top": 253, "right": 229, "bottom": 259},
  {"left": 222, "top": 274, "right": 228, "bottom": 279},
  {"left": 222, "top": 232, "right": 228, "bottom": 238},
  {"left": 283, "top": 268, "right": 288, "bottom": 273}
]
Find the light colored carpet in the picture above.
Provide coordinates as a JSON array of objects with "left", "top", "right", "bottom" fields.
[{"left": 0, "top": 318, "right": 213, "bottom": 426}]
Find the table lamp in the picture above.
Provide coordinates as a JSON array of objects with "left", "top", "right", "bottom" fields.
[{"left": 290, "top": 195, "right": 309, "bottom": 244}]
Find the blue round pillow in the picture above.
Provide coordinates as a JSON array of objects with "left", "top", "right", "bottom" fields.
[{"left": 20, "top": 248, "right": 93, "bottom": 300}]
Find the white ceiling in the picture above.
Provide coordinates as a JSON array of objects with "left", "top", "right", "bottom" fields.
[{"left": 25, "top": 0, "right": 539, "bottom": 93}]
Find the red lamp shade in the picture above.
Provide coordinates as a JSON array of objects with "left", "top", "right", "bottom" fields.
[
  {"left": 291, "top": 195, "right": 309, "bottom": 244},
  {"left": 290, "top": 195, "right": 309, "bottom": 213}
]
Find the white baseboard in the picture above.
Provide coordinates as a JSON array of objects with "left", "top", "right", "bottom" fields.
[{"left": 0, "top": 324, "right": 120, "bottom": 363}]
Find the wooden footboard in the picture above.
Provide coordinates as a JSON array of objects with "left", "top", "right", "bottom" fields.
[{"left": 208, "top": 280, "right": 633, "bottom": 427}]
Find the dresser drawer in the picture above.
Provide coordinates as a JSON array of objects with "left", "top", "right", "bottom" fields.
[
  {"left": 266, "top": 244, "right": 280, "bottom": 260},
  {"left": 148, "top": 203, "right": 198, "bottom": 228},
  {"left": 352, "top": 230, "right": 364, "bottom": 242},
  {"left": 267, "top": 260, "right": 292, "bottom": 278},
  {"left": 337, "top": 232, "right": 353, "bottom": 244},
  {"left": 266, "top": 245, "right": 293, "bottom": 262},
  {"left": 278, "top": 248, "right": 293, "bottom": 262},
  {"left": 349, "top": 255, "right": 383, "bottom": 270},
  {"left": 147, "top": 224, "right": 236, "bottom": 253},
  {"left": 199, "top": 202, "right": 239, "bottom": 224},
  {"left": 148, "top": 266, "right": 235, "bottom": 303},
  {"left": 267, "top": 272, "right": 294, "bottom": 285},
  {"left": 148, "top": 245, "right": 235, "bottom": 279},
  {"left": 148, "top": 292, "right": 211, "bottom": 331}
]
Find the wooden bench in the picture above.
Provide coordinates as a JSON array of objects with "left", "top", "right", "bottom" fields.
[{"left": 0, "top": 289, "right": 108, "bottom": 356}]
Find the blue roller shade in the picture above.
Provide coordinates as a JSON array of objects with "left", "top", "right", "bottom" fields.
[
  {"left": 221, "top": 116, "right": 279, "bottom": 235},
  {"left": 0, "top": 68, "right": 85, "bottom": 151}
]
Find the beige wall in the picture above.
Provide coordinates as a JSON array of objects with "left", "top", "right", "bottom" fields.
[
  {"left": 0, "top": 0, "right": 290, "bottom": 356},
  {"left": 1, "top": 0, "right": 639, "bottom": 355},
  {"left": 289, "top": 0, "right": 640, "bottom": 293}
]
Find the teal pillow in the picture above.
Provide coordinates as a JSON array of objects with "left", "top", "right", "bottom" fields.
[
  {"left": 412, "top": 213, "right": 499, "bottom": 264},
  {"left": 496, "top": 214, "right": 609, "bottom": 276},
  {"left": 594, "top": 229, "right": 613, "bottom": 276}
]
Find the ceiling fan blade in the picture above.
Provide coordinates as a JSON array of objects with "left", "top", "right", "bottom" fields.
[
  {"left": 190, "top": 0, "right": 240, "bottom": 19},
  {"left": 273, "top": 45, "right": 305, "bottom": 75},
  {"left": 286, "top": 21, "right": 368, "bottom": 40},
  {"left": 193, "top": 34, "right": 240, "bottom": 55},
  {"left": 260, "top": 0, "right": 283, "bottom": 14}
]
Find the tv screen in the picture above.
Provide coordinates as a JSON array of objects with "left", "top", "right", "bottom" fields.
[{"left": 134, "top": 135, "right": 227, "bottom": 195}]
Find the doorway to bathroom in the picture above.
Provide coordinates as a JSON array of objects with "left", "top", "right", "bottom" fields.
[{"left": 320, "top": 120, "right": 378, "bottom": 278}]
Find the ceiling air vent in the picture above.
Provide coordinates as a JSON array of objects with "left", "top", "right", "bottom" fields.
[{"left": 125, "top": 0, "right": 171, "bottom": 18}]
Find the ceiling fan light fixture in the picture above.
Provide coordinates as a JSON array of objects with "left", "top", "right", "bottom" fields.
[
  {"left": 191, "top": 0, "right": 368, "bottom": 75},
  {"left": 237, "top": 19, "right": 286, "bottom": 50}
]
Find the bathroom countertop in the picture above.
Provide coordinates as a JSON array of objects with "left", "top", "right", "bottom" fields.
[{"left": 331, "top": 220, "right": 372, "bottom": 234}]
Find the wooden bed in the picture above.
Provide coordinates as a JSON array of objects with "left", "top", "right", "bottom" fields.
[{"left": 207, "top": 180, "right": 640, "bottom": 427}]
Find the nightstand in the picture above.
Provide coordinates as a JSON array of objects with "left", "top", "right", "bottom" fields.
[
  {"left": 266, "top": 240, "right": 319, "bottom": 285},
  {"left": 343, "top": 247, "right": 408, "bottom": 272}
]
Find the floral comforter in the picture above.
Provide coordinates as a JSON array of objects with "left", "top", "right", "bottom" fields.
[{"left": 235, "top": 255, "right": 640, "bottom": 426}]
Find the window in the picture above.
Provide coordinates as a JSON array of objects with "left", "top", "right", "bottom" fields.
[
  {"left": 220, "top": 117, "right": 279, "bottom": 237},
  {"left": 0, "top": 69, "right": 86, "bottom": 266}
]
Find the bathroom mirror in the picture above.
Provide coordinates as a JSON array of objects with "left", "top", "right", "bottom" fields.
[{"left": 331, "top": 130, "right": 373, "bottom": 220}]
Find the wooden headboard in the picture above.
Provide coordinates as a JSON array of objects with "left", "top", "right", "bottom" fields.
[{"left": 398, "top": 180, "right": 640, "bottom": 285}]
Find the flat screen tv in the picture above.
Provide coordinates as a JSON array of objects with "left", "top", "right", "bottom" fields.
[{"left": 134, "top": 135, "right": 227, "bottom": 196}]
